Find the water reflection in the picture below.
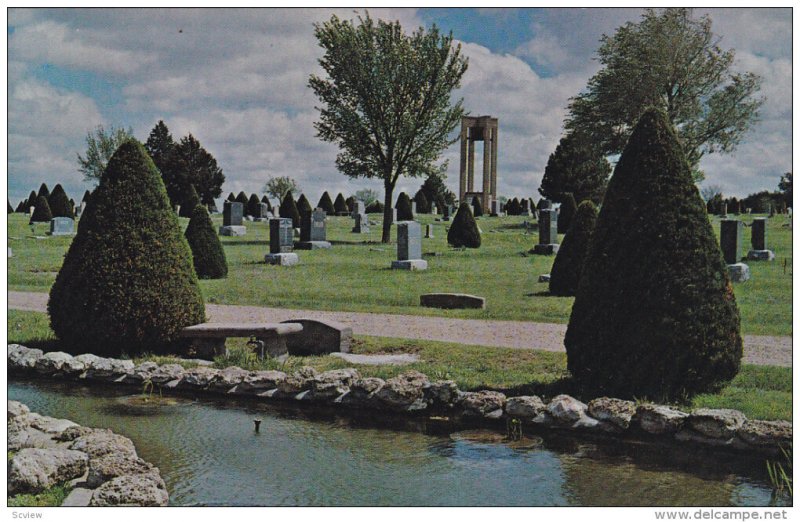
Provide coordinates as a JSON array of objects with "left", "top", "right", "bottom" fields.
[{"left": 8, "top": 378, "right": 781, "bottom": 507}]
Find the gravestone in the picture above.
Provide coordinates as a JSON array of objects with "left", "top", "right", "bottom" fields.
[
  {"left": 296, "top": 208, "right": 331, "bottom": 250},
  {"left": 411, "top": 201, "right": 417, "bottom": 215},
  {"left": 747, "top": 217, "right": 775, "bottom": 260},
  {"left": 720, "top": 203, "right": 727, "bottom": 218},
  {"left": 442, "top": 204, "right": 453, "bottom": 222},
  {"left": 253, "top": 203, "right": 270, "bottom": 222},
  {"left": 531, "top": 209, "right": 559, "bottom": 255},
  {"left": 265, "top": 218, "right": 298, "bottom": 265},
  {"left": 352, "top": 213, "right": 369, "bottom": 233},
  {"left": 537, "top": 199, "right": 552, "bottom": 211},
  {"left": 425, "top": 224, "right": 434, "bottom": 238},
  {"left": 720, "top": 219, "right": 749, "bottom": 282},
  {"left": 49, "top": 217, "right": 75, "bottom": 236},
  {"left": 391, "top": 208, "right": 397, "bottom": 223},
  {"left": 219, "top": 201, "right": 247, "bottom": 236},
  {"left": 175, "top": 205, "right": 181, "bottom": 215},
  {"left": 490, "top": 200, "right": 500, "bottom": 217},
  {"left": 391, "top": 221, "right": 427, "bottom": 270},
  {"left": 351, "top": 201, "right": 365, "bottom": 219},
  {"left": 430, "top": 203, "right": 438, "bottom": 215}
]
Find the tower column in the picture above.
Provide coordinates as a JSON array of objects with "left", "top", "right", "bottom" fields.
[{"left": 458, "top": 124, "right": 468, "bottom": 202}]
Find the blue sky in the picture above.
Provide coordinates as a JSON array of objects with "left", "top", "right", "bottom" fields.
[{"left": 6, "top": 8, "right": 792, "bottom": 207}]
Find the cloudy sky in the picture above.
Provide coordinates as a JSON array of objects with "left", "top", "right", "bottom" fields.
[{"left": 6, "top": 7, "right": 792, "bottom": 207}]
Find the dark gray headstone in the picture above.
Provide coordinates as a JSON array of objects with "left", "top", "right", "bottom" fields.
[
  {"left": 223, "top": 201, "right": 244, "bottom": 226},
  {"left": 751, "top": 218, "right": 767, "bottom": 250},
  {"left": 490, "top": 200, "right": 499, "bottom": 215},
  {"left": 538, "top": 209, "right": 558, "bottom": 245},
  {"left": 352, "top": 213, "right": 369, "bottom": 233},
  {"left": 49, "top": 217, "right": 74, "bottom": 236},
  {"left": 270, "top": 218, "right": 294, "bottom": 254},
  {"left": 538, "top": 199, "right": 552, "bottom": 210},
  {"left": 397, "top": 221, "right": 422, "bottom": 261},
  {"left": 301, "top": 208, "right": 327, "bottom": 242},
  {"left": 351, "top": 201, "right": 365, "bottom": 218},
  {"left": 258, "top": 203, "right": 270, "bottom": 219},
  {"left": 720, "top": 219, "right": 743, "bottom": 264}
]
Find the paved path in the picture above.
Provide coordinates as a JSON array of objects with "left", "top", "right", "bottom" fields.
[{"left": 9, "top": 291, "right": 791, "bottom": 367}]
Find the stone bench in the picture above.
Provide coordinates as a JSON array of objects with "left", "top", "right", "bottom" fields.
[
  {"left": 419, "top": 293, "right": 486, "bottom": 310},
  {"left": 178, "top": 323, "right": 303, "bottom": 360},
  {"left": 280, "top": 318, "right": 352, "bottom": 355}
]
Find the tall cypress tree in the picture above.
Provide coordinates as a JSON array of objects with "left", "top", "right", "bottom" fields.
[{"left": 564, "top": 108, "right": 742, "bottom": 400}]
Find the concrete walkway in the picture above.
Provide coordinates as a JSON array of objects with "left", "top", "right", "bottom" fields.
[{"left": 9, "top": 291, "right": 791, "bottom": 367}]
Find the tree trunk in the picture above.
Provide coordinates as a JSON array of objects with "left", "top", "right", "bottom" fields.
[{"left": 382, "top": 180, "right": 395, "bottom": 243}]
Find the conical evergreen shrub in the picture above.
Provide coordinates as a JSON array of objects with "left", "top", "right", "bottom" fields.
[
  {"left": 37, "top": 183, "right": 50, "bottom": 201},
  {"left": 365, "top": 201, "right": 384, "bottom": 214},
  {"left": 185, "top": 204, "right": 228, "bottom": 279},
  {"left": 396, "top": 192, "right": 414, "bottom": 221},
  {"left": 29, "top": 195, "right": 53, "bottom": 223},
  {"left": 15, "top": 200, "right": 26, "bottom": 213},
  {"left": 472, "top": 196, "right": 484, "bottom": 217},
  {"left": 8, "top": 200, "right": 13, "bottom": 213},
  {"left": 235, "top": 191, "right": 248, "bottom": 207},
  {"left": 48, "top": 140, "right": 205, "bottom": 356},
  {"left": 549, "top": 200, "right": 598, "bottom": 297},
  {"left": 317, "top": 192, "right": 335, "bottom": 215},
  {"left": 82, "top": 190, "right": 92, "bottom": 204},
  {"left": 557, "top": 193, "right": 578, "bottom": 234},
  {"left": 25, "top": 190, "right": 37, "bottom": 211},
  {"left": 413, "top": 190, "right": 429, "bottom": 214},
  {"left": 563, "top": 109, "right": 742, "bottom": 400},
  {"left": 280, "top": 190, "right": 301, "bottom": 228},
  {"left": 246, "top": 193, "right": 262, "bottom": 217},
  {"left": 179, "top": 185, "right": 200, "bottom": 217},
  {"left": 345, "top": 196, "right": 356, "bottom": 213},
  {"left": 297, "top": 193, "right": 313, "bottom": 216},
  {"left": 260, "top": 195, "right": 272, "bottom": 212},
  {"left": 48, "top": 184, "right": 74, "bottom": 218},
  {"left": 447, "top": 202, "right": 481, "bottom": 248},
  {"left": 333, "top": 193, "right": 348, "bottom": 214},
  {"left": 227, "top": 192, "right": 236, "bottom": 202}
]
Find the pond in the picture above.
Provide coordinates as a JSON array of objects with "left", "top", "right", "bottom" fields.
[{"left": 9, "top": 378, "right": 785, "bottom": 507}]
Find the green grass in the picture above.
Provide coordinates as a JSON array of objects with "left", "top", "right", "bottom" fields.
[
  {"left": 7, "top": 212, "right": 792, "bottom": 336},
  {"left": 8, "top": 309, "right": 791, "bottom": 421},
  {"left": 8, "top": 483, "right": 70, "bottom": 507}
]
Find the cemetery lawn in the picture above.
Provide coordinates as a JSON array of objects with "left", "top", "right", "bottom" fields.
[
  {"left": 7, "top": 213, "right": 792, "bottom": 336},
  {"left": 8, "top": 309, "right": 791, "bottom": 421}
]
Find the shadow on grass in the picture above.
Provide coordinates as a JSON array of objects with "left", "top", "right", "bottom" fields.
[
  {"left": 525, "top": 291, "right": 551, "bottom": 297},
  {"left": 496, "top": 222, "right": 537, "bottom": 230},
  {"left": 219, "top": 240, "right": 269, "bottom": 247},
  {"left": 12, "top": 337, "right": 69, "bottom": 354},
  {"left": 329, "top": 240, "right": 386, "bottom": 246},
  {"left": 490, "top": 375, "right": 580, "bottom": 399}
]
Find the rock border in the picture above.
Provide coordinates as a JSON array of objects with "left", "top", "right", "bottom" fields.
[
  {"left": 8, "top": 344, "right": 791, "bottom": 458},
  {"left": 7, "top": 399, "right": 169, "bottom": 506}
]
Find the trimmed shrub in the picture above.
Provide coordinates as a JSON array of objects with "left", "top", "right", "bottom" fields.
[
  {"left": 345, "top": 196, "right": 356, "bottom": 213},
  {"left": 549, "top": 200, "right": 598, "bottom": 296},
  {"left": 24, "top": 190, "right": 37, "bottom": 211},
  {"left": 82, "top": 190, "right": 92, "bottom": 204},
  {"left": 179, "top": 185, "right": 200, "bottom": 217},
  {"left": 279, "top": 190, "right": 301, "bottom": 228},
  {"left": 260, "top": 195, "right": 272, "bottom": 212},
  {"left": 235, "top": 191, "right": 249, "bottom": 207},
  {"left": 8, "top": 200, "right": 13, "bottom": 213},
  {"left": 48, "top": 139, "right": 205, "bottom": 356},
  {"left": 564, "top": 108, "right": 742, "bottom": 401},
  {"left": 317, "top": 192, "right": 335, "bottom": 215},
  {"left": 365, "top": 201, "right": 384, "bottom": 214},
  {"left": 472, "top": 196, "right": 484, "bottom": 217},
  {"left": 413, "top": 190, "right": 429, "bottom": 214},
  {"left": 37, "top": 183, "right": 50, "bottom": 201},
  {"left": 396, "top": 192, "right": 414, "bottom": 221},
  {"left": 15, "top": 200, "right": 26, "bottom": 213},
  {"left": 48, "top": 184, "right": 74, "bottom": 218},
  {"left": 447, "top": 202, "right": 481, "bottom": 248},
  {"left": 333, "top": 193, "right": 348, "bottom": 214},
  {"left": 227, "top": 192, "right": 236, "bottom": 202},
  {"left": 246, "top": 193, "right": 262, "bottom": 217},
  {"left": 297, "top": 193, "right": 313, "bottom": 215},
  {"left": 29, "top": 195, "right": 53, "bottom": 223},
  {"left": 557, "top": 193, "right": 578, "bottom": 234},
  {"left": 505, "top": 198, "right": 520, "bottom": 215},
  {"left": 435, "top": 194, "right": 446, "bottom": 215},
  {"left": 185, "top": 204, "right": 228, "bottom": 279}
]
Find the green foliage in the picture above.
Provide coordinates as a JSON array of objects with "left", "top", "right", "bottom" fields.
[
  {"left": 420, "top": 172, "right": 456, "bottom": 212},
  {"left": 539, "top": 132, "right": 611, "bottom": 205},
  {"left": 185, "top": 204, "right": 228, "bottom": 279},
  {"left": 47, "top": 184, "right": 74, "bottom": 219},
  {"left": 742, "top": 191, "right": 784, "bottom": 214},
  {"left": 413, "top": 190, "right": 430, "bottom": 214},
  {"left": 77, "top": 125, "right": 135, "bottom": 184},
  {"left": 279, "top": 190, "right": 301, "bottom": 228},
  {"left": 333, "top": 193, "right": 348, "bottom": 214},
  {"left": 37, "top": 183, "right": 50, "bottom": 201},
  {"left": 263, "top": 176, "right": 300, "bottom": 201},
  {"left": 365, "top": 200, "right": 384, "bottom": 214},
  {"left": 235, "top": 191, "right": 248, "bottom": 207},
  {"left": 246, "top": 193, "right": 262, "bottom": 217},
  {"left": 549, "top": 200, "right": 598, "bottom": 296},
  {"left": 297, "top": 193, "right": 313, "bottom": 215},
  {"left": 505, "top": 198, "right": 520, "bottom": 216},
  {"left": 48, "top": 139, "right": 205, "bottom": 356},
  {"left": 395, "top": 192, "right": 413, "bottom": 221},
  {"left": 471, "top": 196, "right": 483, "bottom": 217},
  {"left": 447, "top": 202, "right": 481, "bottom": 248},
  {"left": 309, "top": 11, "right": 468, "bottom": 243},
  {"left": 29, "top": 195, "right": 52, "bottom": 223},
  {"left": 565, "top": 8, "right": 763, "bottom": 176},
  {"left": 557, "top": 193, "right": 578, "bottom": 234},
  {"left": 564, "top": 109, "right": 742, "bottom": 401},
  {"left": 317, "top": 191, "right": 335, "bottom": 215},
  {"left": 354, "top": 188, "right": 380, "bottom": 206},
  {"left": 179, "top": 185, "right": 200, "bottom": 217},
  {"left": 227, "top": 192, "right": 236, "bottom": 202},
  {"left": 8, "top": 482, "right": 70, "bottom": 507},
  {"left": 778, "top": 172, "right": 792, "bottom": 206}
]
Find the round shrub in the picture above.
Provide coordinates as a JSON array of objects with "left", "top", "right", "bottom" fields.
[
  {"left": 179, "top": 185, "right": 200, "bottom": 217},
  {"left": 48, "top": 139, "right": 205, "bottom": 356},
  {"left": 48, "top": 184, "right": 74, "bottom": 219},
  {"left": 557, "top": 193, "right": 577, "bottom": 234},
  {"left": 413, "top": 190, "right": 429, "bottom": 214},
  {"left": 472, "top": 196, "right": 484, "bottom": 217},
  {"left": 563, "top": 108, "right": 742, "bottom": 401},
  {"left": 396, "top": 192, "right": 414, "bottom": 221},
  {"left": 29, "top": 195, "right": 53, "bottom": 223},
  {"left": 185, "top": 204, "right": 228, "bottom": 279},
  {"left": 280, "top": 190, "right": 301, "bottom": 228},
  {"left": 333, "top": 193, "right": 348, "bottom": 214},
  {"left": 365, "top": 200, "right": 384, "bottom": 214},
  {"left": 246, "top": 193, "right": 262, "bottom": 217},
  {"left": 297, "top": 193, "right": 313, "bottom": 215},
  {"left": 549, "top": 200, "right": 598, "bottom": 296},
  {"left": 447, "top": 202, "right": 481, "bottom": 248},
  {"left": 317, "top": 192, "right": 335, "bottom": 215}
]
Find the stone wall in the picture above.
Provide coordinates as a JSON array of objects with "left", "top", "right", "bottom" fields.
[
  {"left": 7, "top": 398, "right": 169, "bottom": 506},
  {"left": 8, "top": 344, "right": 791, "bottom": 458}
]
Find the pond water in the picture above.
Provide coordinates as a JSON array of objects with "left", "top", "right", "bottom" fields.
[{"left": 9, "top": 378, "right": 785, "bottom": 507}]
